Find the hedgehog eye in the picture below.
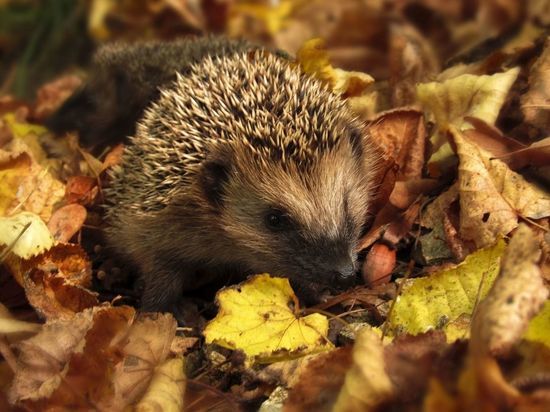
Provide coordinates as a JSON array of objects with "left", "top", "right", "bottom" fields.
[{"left": 264, "top": 209, "right": 287, "bottom": 231}]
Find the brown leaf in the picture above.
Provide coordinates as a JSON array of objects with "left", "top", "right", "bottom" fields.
[
  {"left": 64, "top": 175, "right": 98, "bottom": 205},
  {"left": 471, "top": 224, "right": 548, "bottom": 357},
  {"left": 8, "top": 305, "right": 135, "bottom": 409},
  {"left": 47, "top": 204, "right": 87, "bottom": 242},
  {"left": 366, "top": 108, "right": 427, "bottom": 179},
  {"left": 32, "top": 75, "right": 83, "bottom": 122},
  {"left": 521, "top": 37, "right": 550, "bottom": 132},
  {"left": 453, "top": 128, "right": 550, "bottom": 247},
  {"left": 285, "top": 348, "right": 352, "bottom": 412}
]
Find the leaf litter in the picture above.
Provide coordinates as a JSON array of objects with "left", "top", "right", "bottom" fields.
[{"left": 0, "top": 1, "right": 550, "bottom": 411}]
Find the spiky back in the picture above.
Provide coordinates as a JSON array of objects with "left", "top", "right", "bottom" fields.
[{"left": 107, "top": 50, "right": 356, "bottom": 215}]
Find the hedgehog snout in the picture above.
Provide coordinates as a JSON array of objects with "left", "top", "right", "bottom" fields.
[{"left": 327, "top": 260, "right": 358, "bottom": 290}]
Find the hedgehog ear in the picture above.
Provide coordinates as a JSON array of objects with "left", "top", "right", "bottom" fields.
[{"left": 200, "top": 159, "right": 231, "bottom": 208}]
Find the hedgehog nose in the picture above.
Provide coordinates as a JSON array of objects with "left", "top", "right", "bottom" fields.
[{"left": 331, "top": 261, "right": 357, "bottom": 289}]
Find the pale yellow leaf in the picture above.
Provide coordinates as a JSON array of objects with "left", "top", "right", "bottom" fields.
[{"left": 0, "top": 212, "right": 54, "bottom": 259}]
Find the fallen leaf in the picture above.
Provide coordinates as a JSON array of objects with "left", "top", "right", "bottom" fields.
[
  {"left": 366, "top": 108, "right": 426, "bottom": 179},
  {"left": 284, "top": 348, "right": 352, "bottom": 412},
  {"left": 0, "top": 153, "right": 31, "bottom": 216},
  {"left": 134, "top": 356, "right": 185, "bottom": 412},
  {"left": 417, "top": 67, "right": 519, "bottom": 175},
  {"left": 521, "top": 36, "right": 550, "bottom": 132},
  {"left": 471, "top": 224, "right": 548, "bottom": 356},
  {"left": 8, "top": 305, "right": 134, "bottom": 408},
  {"left": 524, "top": 301, "right": 550, "bottom": 348},
  {"left": 333, "top": 327, "right": 393, "bottom": 411},
  {"left": 453, "top": 128, "right": 550, "bottom": 248},
  {"left": 0, "top": 212, "right": 54, "bottom": 259},
  {"left": 109, "top": 313, "right": 178, "bottom": 409},
  {"left": 47, "top": 204, "right": 87, "bottom": 242},
  {"left": 204, "top": 274, "right": 332, "bottom": 364},
  {"left": 297, "top": 38, "right": 374, "bottom": 98},
  {"left": 387, "top": 240, "right": 505, "bottom": 336},
  {"left": 64, "top": 176, "right": 98, "bottom": 205}
]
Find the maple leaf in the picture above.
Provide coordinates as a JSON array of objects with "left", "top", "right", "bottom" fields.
[{"left": 203, "top": 274, "right": 332, "bottom": 364}]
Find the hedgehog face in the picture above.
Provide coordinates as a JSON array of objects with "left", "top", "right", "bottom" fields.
[{"left": 201, "top": 134, "right": 374, "bottom": 297}]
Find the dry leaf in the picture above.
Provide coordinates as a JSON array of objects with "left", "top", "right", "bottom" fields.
[
  {"left": 366, "top": 108, "right": 426, "bottom": 179},
  {"left": 521, "top": 37, "right": 550, "bottom": 131},
  {"left": 47, "top": 204, "right": 87, "bottom": 242},
  {"left": 362, "top": 243, "right": 396, "bottom": 286},
  {"left": 333, "top": 327, "right": 393, "bottom": 411},
  {"left": 8, "top": 305, "right": 134, "bottom": 408},
  {"left": 453, "top": 128, "right": 550, "bottom": 247},
  {"left": 134, "top": 356, "right": 185, "bottom": 412},
  {"left": 0, "top": 212, "right": 54, "bottom": 259},
  {"left": 471, "top": 224, "right": 548, "bottom": 356}
]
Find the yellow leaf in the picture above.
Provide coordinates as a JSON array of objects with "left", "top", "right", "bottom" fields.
[
  {"left": 0, "top": 212, "right": 54, "bottom": 259},
  {"left": 417, "top": 68, "right": 519, "bottom": 174},
  {"left": 387, "top": 240, "right": 505, "bottom": 336},
  {"left": 204, "top": 274, "right": 332, "bottom": 364},
  {"left": 525, "top": 301, "right": 550, "bottom": 348},
  {"left": 0, "top": 153, "right": 31, "bottom": 216},
  {"left": 453, "top": 128, "right": 550, "bottom": 248},
  {"left": 297, "top": 38, "right": 374, "bottom": 97},
  {"left": 333, "top": 328, "right": 393, "bottom": 411},
  {"left": 135, "top": 356, "right": 185, "bottom": 412}
]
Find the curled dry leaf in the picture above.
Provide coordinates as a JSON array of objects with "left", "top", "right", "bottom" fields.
[
  {"left": 4, "top": 242, "right": 96, "bottom": 320},
  {"left": 204, "top": 274, "right": 332, "bottom": 364},
  {"left": 285, "top": 348, "right": 352, "bottom": 412},
  {"left": 8, "top": 305, "right": 135, "bottom": 408},
  {"left": 64, "top": 176, "right": 98, "bottom": 205},
  {"left": 134, "top": 356, "right": 185, "bottom": 412},
  {"left": 333, "top": 327, "right": 393, "bottom": 412},
  {"left": 33, "top": 75, "right": 83, "bottom": 121},
  {"left": 471, "top": 224, "right": 548, "bottom": 356},
  {"left": 453, "top": 128, "right": 550, "bottom": 248},
  {"left": 47, "top": 204, "right": 87, "bottom": 242},
  {"left": 366, "top": 108, "right": 426, "bottom": 179}
]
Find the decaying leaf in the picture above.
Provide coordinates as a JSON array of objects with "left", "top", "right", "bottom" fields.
[
  {"left": 3, "top": 242, "right": 95, "bottom": 320},
  {"left": 204, "top": 274, "right": 332, "bottom": 364},
  {"left": 333, "top": 327, "right": 393, "bottom": 411},
  {"left": 471, "top": 224, "right": 548, "bottom": 356},
  {"left": 110, "top": 313, "right": 178, "bottom": 410},
  {"left": 388, "top": 240, "right": 505, "bottom": 336}
]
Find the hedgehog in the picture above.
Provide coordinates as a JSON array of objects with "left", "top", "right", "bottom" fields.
[{"left": 50, "top": 37, "right": 379, "bottom": 313}]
